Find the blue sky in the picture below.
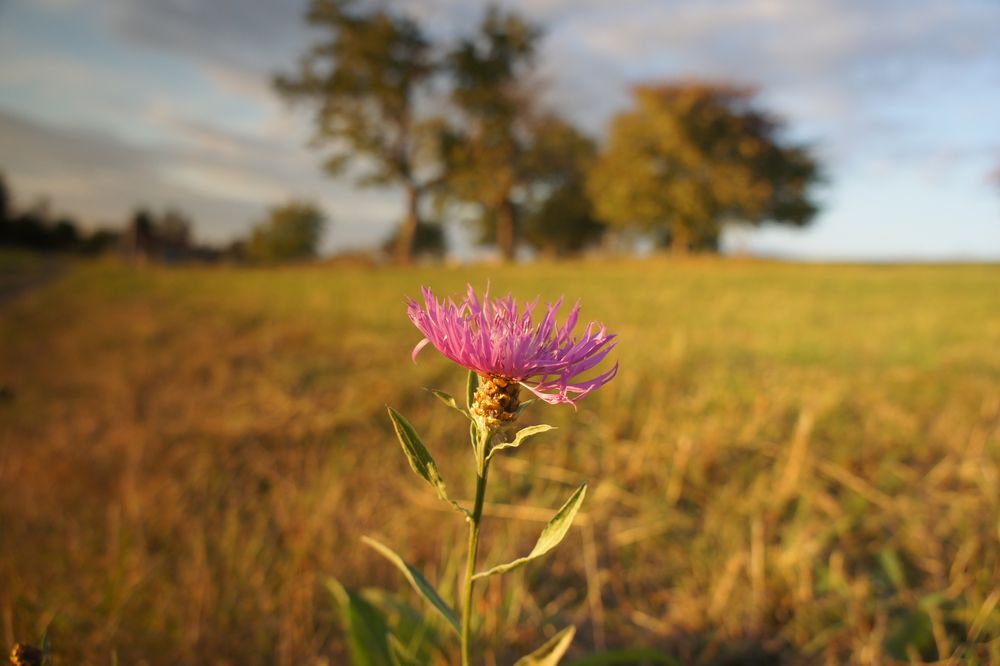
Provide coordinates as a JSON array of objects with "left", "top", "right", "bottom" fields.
[{"left": 1, "top": 0, "right": 998, "bottom": 259}]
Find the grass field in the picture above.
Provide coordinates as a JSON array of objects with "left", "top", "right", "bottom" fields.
[{"left": 1, "top": 257, "right": 998, "bottom": 665}]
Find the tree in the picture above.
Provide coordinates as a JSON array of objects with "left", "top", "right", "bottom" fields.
[
  {"left": 51, "top": 217, "right": 80, "bottom": 250},
  {"left": 276, "top": 0, "right": 435, "bottom": 263},
  {"left": 123, "top": 208, "right": 156, "bottom": 263},
  {"left": 158, "top": 208, "right": 192, "bottom": 261},
  {"left": 247, "top": 201, "right": 327, "bottom": 263},
  {"left": 521, "top": 115, "right": 606, "bottom": 257},
  {"left": 4, "top": 199, "right": 53, "bottom": 250},
  {"left": 0, "top": 172, "right": 9, "bottom": 225},
  {"left": 381, "top": 220, "right": 447, "bottom": 261},
  {"left": 438, "top": 6, "right": 543, "bottom": 261},
  {"left": 80, "top": 228, "right": 120, "bottom": 256},
  {"left": 588, "top": 82, "right": 822, "bottom": 254}
]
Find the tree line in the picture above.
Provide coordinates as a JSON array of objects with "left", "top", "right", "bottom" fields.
[
  {"left": 1, "top": 0, "right": 826, "bottom": 265},
  {"left": 275, "top": 0, "right": 824, "bottom": 262},
  {"left": 0, "top": 173, "right": 327, "bottom": 264},
  {"left": 0, "top": 175, "right": 120, "bottom": 255}
]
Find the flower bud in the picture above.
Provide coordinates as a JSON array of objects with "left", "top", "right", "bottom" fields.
[{"left": 471, "top": 374, "right": 521, "bottom": 431}]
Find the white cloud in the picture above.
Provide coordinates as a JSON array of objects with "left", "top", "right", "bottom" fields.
[
  {"left": 0, "top": 108, "right": 405, "bottom": 249},
  {"left": 162, "top": 163, "right": 290, "bottom": 204}
]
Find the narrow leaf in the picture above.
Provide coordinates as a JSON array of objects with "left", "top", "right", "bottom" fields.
[
  {"left": 39, "top": 625, "right": 52, "bottom": 666},
  {"left": 474, "top": 484, "right": 587, "bottom": 580},
  {"left": 469, "top": 420, "right": 479, "bottom": 453},
  {"left": 387, "top": 407, "right": 467, "bottom": 515},
  {"left": 362, "top": 536, "right": 461, "bottom": 635},
  {"left": 516, "top": 399, "right": 536, "bottom": 415},
  {"left": 514, "top": 626, "right": 576, "bottom": 666},
  {"left": 327, "top": 577, "right": 393, "bottom": 666},
  {"left": 388, "top": 635, "right": 421, "bottom": 666},
  {"left": 486, "top": 424, "right": 556, "bottom": 462},
  {"left": 466, "top": 370, "right": 479, "bottom": 410},
  {"left": 428, "top": 389, "right": 472, "bottom": 421}
]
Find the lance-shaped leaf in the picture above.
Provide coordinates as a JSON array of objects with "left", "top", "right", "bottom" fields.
[
  {"left": 39, "top": 625, "right": 52, "bottom": 666},
  {"left": 474, "top": 484, "right": 587, "bottom": 580},
  {"left": 486, "top": 424, "right": 556, "bottom": 462},
  {"left": 466, "top": 370, "right": 480, "bottom": 410},
  {"left": 470, "top": 420, "right": 484, "bottom": 458},
  {"left": 428, "top": 389, "right": 472, "bottom": 421},
  {"left": 362, "top": 536, "right": 461, "bottom": 635},
  {"left": 327, "top": 577, "right": 394, "bottom": 666},
  {"left": 388, "top": 635, "right": 421, "bottom": 666},
  {"left": 514, "top": 626, "right": 576, "bottom": 666},
  {"left": 387, "top": 407, "right": 467, "bottom": 515}
]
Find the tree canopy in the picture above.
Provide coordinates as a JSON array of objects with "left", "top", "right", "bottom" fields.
[
  {"left": 520, "top": 115, "right": 606, "bottom": 257},
  {"left": 381, "top": 220, "right": 446, "bottom": 261},
  {"left": 247, "top": 201, "right": 327, "bottom": 263},
  {"left": 588, "top": 82, "right": 822, "bottom": 253},
  {"left": 276, "top": 0, "right": 435, "bottom": 263},
  {"left": 437, "top": 6, "right": 543, "bottom": 261}
]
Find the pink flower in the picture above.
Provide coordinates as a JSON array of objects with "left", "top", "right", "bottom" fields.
[{"left": 407, "top": 285, "right": 618, "bottom": 405}]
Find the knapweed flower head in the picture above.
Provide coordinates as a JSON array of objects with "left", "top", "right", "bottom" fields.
[{"left": 407, "top": 285, "right": 618, "bottom": 415}]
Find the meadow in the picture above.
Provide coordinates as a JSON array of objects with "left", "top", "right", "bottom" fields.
[{"left": 1, "top": 256, "right": 998, "bottom": 665}]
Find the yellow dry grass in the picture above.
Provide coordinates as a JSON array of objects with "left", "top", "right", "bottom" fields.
[{"left": 1, "top": 257, "right": 998, "bottom": 665}]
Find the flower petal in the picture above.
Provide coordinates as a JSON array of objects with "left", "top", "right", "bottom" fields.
[{"left": 406, "top": 285, "right": 617, "bottom": 405}]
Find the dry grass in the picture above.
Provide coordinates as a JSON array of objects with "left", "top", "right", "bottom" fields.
[{"left": 1, "top": 257, "right": 998, "bottom": 665}]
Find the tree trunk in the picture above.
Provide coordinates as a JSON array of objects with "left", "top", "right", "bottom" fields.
[
  {"left": 669, "top": 224, "right": 692, "bottom": 255},
  {"left": 497, "top": 199, "right": 516, "bottom": 262},
  {"left": 394, "top": 183, "right": 420, "bottom": 264}
]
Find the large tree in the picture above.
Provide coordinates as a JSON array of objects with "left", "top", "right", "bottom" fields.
[
  {"left": 437, "top": 6, "right": 543, "bottom": 261},
  {"left": 276, "top": 0, "right": 435, "bottom": 263},
  {"left": 588, "top": 82, "right": 822, "bottom": 253},
  {"left": 247, "top": 201, "right": 327, "bottom": 263},
  {"left": 380, "top": 219, "right": 446, "bottom": 261},
  {"left": 521, "top": 115, "right": 606, "bottom": 257}
]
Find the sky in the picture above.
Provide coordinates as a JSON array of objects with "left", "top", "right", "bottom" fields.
[{"left": 0, "top": 0, "right": 998, "bottom": 260}]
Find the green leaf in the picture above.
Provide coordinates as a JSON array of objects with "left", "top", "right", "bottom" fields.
[
  {"left": 474, "top": 484, "right": 587, "bottom": 580},
  {"left": 362, "top": 536, "right": 461, "bottom": 635},
  {"left": 470, "top": 420, "right": 480, "bottom": 453},
  {"left": 362, "top": 589, "right": 450, "bottom": 664},
  {"left": 327, "top": 577, "right": 393, "bottom": 666},
  {"left": 486, "top": 424, "right": 556, "bottom": 462},
  {"left": 878, "top": 547, "right": 906, "bottom": 590},
  {"left": 428, "top": 389, "right": 472, "bottom": 421},
  {"left": 467, "top": 372, "right": 483, "bottom": 453},
  {"left": 466, "top": 370, "right": 479, "bottom": 410},
  {"left": 388, "top": 634, "right": 421, "bottom": 666},
  {"left": 39, "top": 624, "right": 52, "bottom": 666},
  {"left": 885, "top": 608, "right": 936, "bottom": 661},
  {"left": 387, "top": 407, "right": 467, "bottom": 515},
  {"left": 514, "top": 626, "right": 576, "bottom": 666}
]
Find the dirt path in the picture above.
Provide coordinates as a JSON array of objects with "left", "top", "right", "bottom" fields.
[{"left": 0, "top": 258, "right": 65, "bottom": 311}]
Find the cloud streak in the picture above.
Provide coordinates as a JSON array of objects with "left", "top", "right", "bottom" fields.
[{"left": 0, "top": 108, "right": 401, "bottom": 249}]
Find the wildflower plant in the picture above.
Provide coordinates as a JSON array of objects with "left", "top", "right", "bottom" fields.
[{"left": 363, "top": 285, "right": 617, "bottom": 665}]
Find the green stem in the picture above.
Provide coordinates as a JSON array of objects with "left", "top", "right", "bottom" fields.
[{"left": 461, "top": 452, "right": 489, "bottom": 665}]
